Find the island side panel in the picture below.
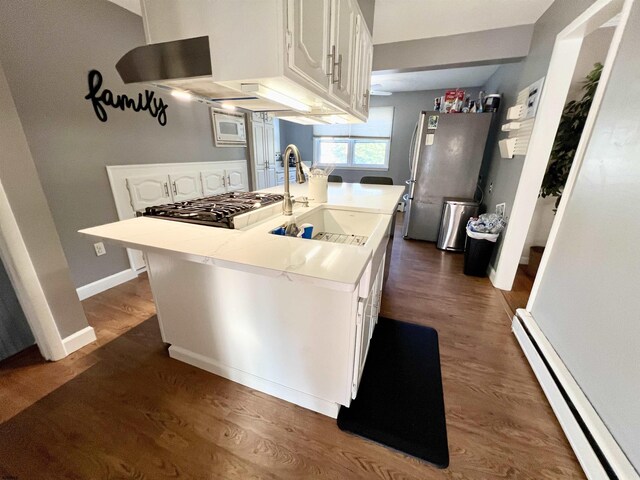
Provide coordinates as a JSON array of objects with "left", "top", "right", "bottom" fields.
[{"left": 146, "top": 252, "right": 359, "bottom": 415}]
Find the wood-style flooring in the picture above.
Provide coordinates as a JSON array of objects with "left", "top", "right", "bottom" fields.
[
  {"left": 0, "top": 215, "right": 584, "bottom": 479},
  {"left": 498, "top": 265, "right": 535, "bottom": 318}
]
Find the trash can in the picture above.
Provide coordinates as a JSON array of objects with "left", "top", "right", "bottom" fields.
[
  {"left": 436, "top": 199, "right": 479, "bottom": 251},
  {"left": 463, "top": 214, "right": 505, "bottom": 277},
  {"left": 463, "top": 237, "right": 496, "bottom": 277}
]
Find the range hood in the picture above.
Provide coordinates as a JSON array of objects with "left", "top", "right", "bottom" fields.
[{"left": 116, "top": 36, "right": 292, "bottom": 112}]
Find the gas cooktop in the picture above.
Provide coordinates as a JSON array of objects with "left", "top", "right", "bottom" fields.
[{"left": 142, "top": 192, "right": 284, "bottom": 229}]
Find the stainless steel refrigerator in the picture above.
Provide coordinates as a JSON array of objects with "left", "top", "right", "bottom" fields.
[{"left": 402, "top": 111, "right": 492, "bottom": 241}]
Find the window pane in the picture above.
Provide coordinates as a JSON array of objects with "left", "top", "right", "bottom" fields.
[
  {"left": 318, "top": 141, "right": 348, "bottom": 164},
  {"left": 353, "top": 141, "right": 387, "bottom": 166}
]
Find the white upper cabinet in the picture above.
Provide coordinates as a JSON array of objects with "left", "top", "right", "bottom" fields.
[
  {"left": 126, "top": 174, "right": 170, "bottom": 211},
  {"left": 329, "top": 0, "right": 357, "bottom": 107},
  {"left": 169, "top": 172, "right": 202, "bottom": 202},
  {"left": 201, "top": 169, "right": 227, "bottom": 196},
  {"left": 287, "top": 0, "right": 332, "bottom": 92},
  {"left": 140, "top": 0, "right": 373, "bottom": 123},
  {"left": 353, "top": 14, "right": 373, "bottom": 116}
]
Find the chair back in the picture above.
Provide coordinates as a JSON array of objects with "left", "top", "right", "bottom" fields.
[{"left": 360, "top": 176, "right": 393, "bottom": 185}]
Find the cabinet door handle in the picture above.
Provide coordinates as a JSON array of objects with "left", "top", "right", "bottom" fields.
[
  {"left": 171, "top": 181, "right": 177, "bottom": 195},
  {"left": 327, "top": 45, "right": 336, "bottom": 79},
  {"left": 227, "top": 175, "right": 231, "bottom": 187},
  {"left": 164, "top": 182, "right": 170, "bottom": 197},
  {"left": 222, "top": 175, "right": 227, "bottom": 188},
  {"left": 363, "top": 90, "right": 369, "bottom": 110}
]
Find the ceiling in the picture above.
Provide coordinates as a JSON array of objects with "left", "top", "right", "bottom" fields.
[
  {"left": 373, "top": 0, "right": 555, "bottom": 45},
  {"left": 371, "top": 65, "right": 501, "bottom": 93}
]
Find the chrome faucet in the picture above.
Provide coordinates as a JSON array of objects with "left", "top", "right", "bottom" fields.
[{"left": 282, "top": 144, "right": 306, "bottom": 216}]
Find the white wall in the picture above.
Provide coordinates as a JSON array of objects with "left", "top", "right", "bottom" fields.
[{"left": 529, "top": 0, "right": 640, "bottom": 468}]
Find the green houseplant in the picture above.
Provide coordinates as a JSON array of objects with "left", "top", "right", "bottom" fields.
[{"left": 540, "top": 62, "right": 603, "bottom": 210}]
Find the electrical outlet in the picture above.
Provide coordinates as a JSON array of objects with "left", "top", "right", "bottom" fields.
[
  {"left": 93, "top": 242, "right": 106, "bottom": 256},
  {"left": 496, "top": 203, "right": 506, "bottom": 217},
  {"left": 488, "top": 182, "right": 494, "bottom": 194}
]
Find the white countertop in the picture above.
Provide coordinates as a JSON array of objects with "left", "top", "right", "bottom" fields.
[{"left": 80, "top": 183, "right": 404, "bottom": 291}]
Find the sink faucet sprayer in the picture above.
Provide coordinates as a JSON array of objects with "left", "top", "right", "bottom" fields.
[{"left": 282, "top": 144, "right": 306, "bottom": 216}]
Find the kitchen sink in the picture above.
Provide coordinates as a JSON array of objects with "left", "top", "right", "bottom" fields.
[{"left": 270, "top": 205, "right": 385, "bottom": 246}]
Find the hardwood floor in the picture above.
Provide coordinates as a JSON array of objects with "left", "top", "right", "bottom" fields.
[
  {"left": 0, "top": 215, "right": 584, "bottom": 479},
  {"left": 499, "top": 265, "right": 535, "bottom": 318}
]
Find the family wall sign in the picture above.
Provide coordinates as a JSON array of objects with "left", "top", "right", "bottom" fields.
[{"left": 85, "top": 69, "right": 168, "bottom": 126}]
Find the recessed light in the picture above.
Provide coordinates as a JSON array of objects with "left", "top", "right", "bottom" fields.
[{"left": 171, "top": 89, "right": 193, "bottom": 101}]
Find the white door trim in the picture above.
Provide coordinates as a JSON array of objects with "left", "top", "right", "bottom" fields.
[
  {"left": 491, "top": 0, "right": 628, "bottom": 290},
  {"left": 0, "top": 181, "right": 66, "bottom": 361}
]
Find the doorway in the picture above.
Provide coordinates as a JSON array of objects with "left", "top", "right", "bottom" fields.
[
  {"left": 491, "top": 0, "right": 629, "bottom": 295},
  {"left": 501, "top": 19, "right": 619, "bottom": 313}
]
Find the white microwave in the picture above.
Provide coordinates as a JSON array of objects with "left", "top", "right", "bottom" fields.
[{"left": 211, "top": 109, "right": 247, "bottom": 147}]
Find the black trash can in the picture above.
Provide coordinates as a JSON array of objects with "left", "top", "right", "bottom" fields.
[{"left": 463, "top": 236, "right": 496, "bottom": 277}]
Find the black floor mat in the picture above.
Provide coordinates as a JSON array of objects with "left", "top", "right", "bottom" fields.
[{"left": 337, "top": 317, "right": 449, "bottom": 468}]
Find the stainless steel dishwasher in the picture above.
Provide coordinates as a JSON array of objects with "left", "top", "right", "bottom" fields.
[{"left": 436, "top": 199, "right": 479, "bottom": 251}]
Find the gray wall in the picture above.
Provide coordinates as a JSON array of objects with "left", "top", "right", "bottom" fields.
[
  {"left": 280, "top": 88, "right": 481, "bottom": 186},
  {"left": 0, "top": 60, "right": 89, "bottom": 339},
  {"left": 0, "top": 0, "right": 247, "bottom": 288},
  {"left": 0, "top": 257, "right": 34, "bottom": 361},
  {"left": 530, "top": 0, "right": 640, "bottom": 468},
  {"left": 481, "top": 0, "right": 597, "bottom": 267},
  {"left": 356, "top": 0, "right": 375, "bottom": 34},
  {"left": 373, "top": 25, "right": 533, "bottom": 73}
]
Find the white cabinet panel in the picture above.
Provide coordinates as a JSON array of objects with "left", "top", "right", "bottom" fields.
[
  {"left": 201, "top": 169, "right": 227, "bottom": 196},
  {"left": 330, "top": 0, "right": 357, "bottom": 107},
  {"left": 265, "top": 123, "right": 276, "bottom": 168},
  {"left": 227, "top": 167, "right": 249, "bottom": 192},
  {"left": 351, "top": 257, "right": 384, "bottom": 399},
  {"left": 287, "top": 0, "right": 332, "bottom": 91},
  {"left": 169, "top": 172, "right": 202, "bottom": 201},
  {"left": 353, "top": 15, "right": 373, "bottom": 116},
  {"left": 276, "top": 171, "right": 285, "bottom": 186},
  {"left": 250, "top": 116, "right": 278, "bottom": 190},
  {"left": 255, "top": 169, "right": 268, "bottom": 190},
  {"left": 267, "top": 167, "right": 277, "bottom": 188},
  {"left": 126, "top": 174, "right": 170, "bottom": 212},
  {"left": 251, "top": 121, "right": 266, "bottom": 168}
]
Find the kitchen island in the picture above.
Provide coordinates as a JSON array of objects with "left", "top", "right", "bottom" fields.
[{"left": 81, "top": 183, "right": 404, "bottom": 417}]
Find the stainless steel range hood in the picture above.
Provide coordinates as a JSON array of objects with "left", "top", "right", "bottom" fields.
[
  {"left": 116, "top": 36, "right": 212, "bottom": 84},
  {"left": 116, "top": 35, "right": 290, "bottom": 111}
]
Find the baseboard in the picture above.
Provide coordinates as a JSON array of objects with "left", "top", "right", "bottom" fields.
[
  {"left": 168, "top": 345, "right": 341, "bottom": 418},
  {"left": 62, "top": 326, "right": 97, "bottom": 355},
  {"left": 514, "top": 310, "right": 639, "bottom": 480},
  {"left": 488, "top": 263, "right": 498, "bottom": 285},
  {"left": 76, "top": 269, "right": 138, "bottom": 301}
]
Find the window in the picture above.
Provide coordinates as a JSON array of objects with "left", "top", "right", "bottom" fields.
[{"left": 313, "top": 107, "right": 394, "bottom": 170}]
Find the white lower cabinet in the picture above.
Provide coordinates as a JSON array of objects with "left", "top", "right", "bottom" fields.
[
  {"left": 201, "top": 167, "right": 249, "bottom": 195},
  {"left": 351, "top": 255, "right": 385, "bottom": 398},
  {"left": 125, "top": 174, "right": 171, "bottom": 211},
  {"left": 108, "top": 160, "right": 250, "bottom": 271},
  {"left": 201, "top": 169, "right": 227, "bottom": 196},
  {"left": 275, "top": 169, "right": 298, "bottom": 186},
  {"left": 169, "top": 172, "right": 203, "bottom": 201},
  {"left": 226, "top": 167, "right": 249, "bottom": 192}
]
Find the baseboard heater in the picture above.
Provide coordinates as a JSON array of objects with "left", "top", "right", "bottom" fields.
[{"left": 512, "top": 309, "right": 638, "bottom": 480}]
